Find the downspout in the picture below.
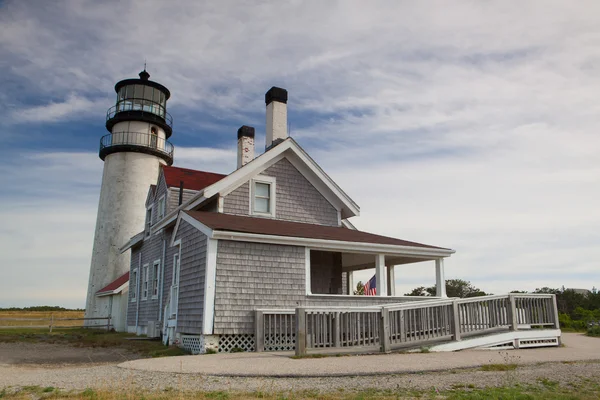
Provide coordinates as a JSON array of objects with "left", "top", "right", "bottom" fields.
[
  {"left": 135, "top": 252, "right": 141, "bottom": 330},
  {"left": 158, "top": 236, "right": 166, "bottom": 323}
]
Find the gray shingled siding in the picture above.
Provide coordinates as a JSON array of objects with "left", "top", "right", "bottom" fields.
[
  {"left": 214, "top": 240, "right": 305, "bottom": 334},
  {"left": 222, "top": 158, "right": 339, "bottom": 226},
  {"left": 145, "top": 187, "right": 155, "bottom": 208},
  {"left": 310, "top": 250, "right": 342, "bottom": 295},
  {"left": 222, "top": 182, "right": 249, "bottom": 216},
  {"left": 264, "top": 158, "right": 339, "bottom": 226},
  {"left": 126, "top": 247, "right": 140, "bottom": 328},
  {"left": 173, "top": 219, "right": 207, "bottom": 335},
  {"left": 161, "top": 227, "right": 177, "bottom": 318},
  {"left": 126, "top": 228, "right": 171, "bottom": 329},
  {"left": 167, "top": 188, "right": 198, "bottom": 213},
  {"left": 214, "top": 240, "right": 416, "bottom": 335}
]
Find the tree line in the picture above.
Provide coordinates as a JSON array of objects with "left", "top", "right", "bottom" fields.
[{"left": 0, "top": 306, "right": 84, "bottom": 312}]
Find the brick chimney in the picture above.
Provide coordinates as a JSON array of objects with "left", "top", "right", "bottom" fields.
[
  {"left": 265, "top": 87, "right": 288, "bottom": 149},
  {"left": 237, "top": 125, "right": 255, "bottom": 169}
]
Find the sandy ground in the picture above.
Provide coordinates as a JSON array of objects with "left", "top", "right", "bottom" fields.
[{"left": 0, "top": 333, "right": 598, "bottom": 393}]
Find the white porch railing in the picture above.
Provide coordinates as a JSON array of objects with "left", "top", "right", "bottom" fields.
[{"left": 255, "top": 294, "right": 560, "bottom": 355}]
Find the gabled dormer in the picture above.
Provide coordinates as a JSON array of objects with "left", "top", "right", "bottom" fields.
[{"left": 215, "top": 138, "right": 358, "bottom": 226}]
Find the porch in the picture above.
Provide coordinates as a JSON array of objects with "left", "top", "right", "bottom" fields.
[{"left": 307, "top": 249, "right": 450, "bottom": 298}]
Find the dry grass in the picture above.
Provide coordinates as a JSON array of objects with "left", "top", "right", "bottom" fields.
[
  {"left": 0, "top": 311, "right": 85, "bottom": 328},
  {"left": 3, "top": 380, "right": 600, "bottom": 400}
]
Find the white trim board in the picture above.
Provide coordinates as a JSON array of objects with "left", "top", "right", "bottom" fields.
[
  {"left": 203, "top": 238, "right": 218, "bottom": 335},
  {"left": 212, "top": 230, "right": 454, "bottom": 258}
]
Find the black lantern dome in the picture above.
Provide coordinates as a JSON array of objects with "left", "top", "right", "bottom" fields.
[{"left": 106, "top": 70, "right": 173, "bottom": 137}]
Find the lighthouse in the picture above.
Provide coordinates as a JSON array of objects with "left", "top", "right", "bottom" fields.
[{"left": 84, "top": 70, "right": 174, "bottom": 327}]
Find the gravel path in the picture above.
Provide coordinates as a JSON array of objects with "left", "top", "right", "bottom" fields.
[
  {"left": 0, "top": 333, "right": 598, "bottom": 393},
  {"left": 1, "top": 361, "right": 599, "bottom": 393},
  {"left": 120, "top": 333, "right": 600, "bottom": 377}
]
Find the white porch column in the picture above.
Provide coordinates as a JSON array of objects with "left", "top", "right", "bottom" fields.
[
  {"left": 347, "top": 271, "right": 354, "bottom": 295},
  {"left": 435, "top": 258, "right": 447, "bottom": 297},
  {"left": 387, "top": 265, "right": 396, "bottom": 296},
  {"left": 376, "top": 254, "right": 388, "bottom": 296}
]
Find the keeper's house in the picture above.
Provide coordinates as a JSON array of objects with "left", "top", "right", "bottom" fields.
[{"left": 116, "top": 86, "right": 455, "bottom": 353}]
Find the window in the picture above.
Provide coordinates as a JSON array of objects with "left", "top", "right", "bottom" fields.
[
  {"left": 254, "top": 183, "right": 270, "bottom": 213},
  {"left": 250, "top": 176, "right": 276, "bottom": 217},
  {"left": 131, "top": 268, "right": 138, "bottom": 302},
  {"left": 142, "top": 264, "right": 149, "bottom": 300},
  {"left": 157, "top": 196, "right": 166, "bottom": 220},
  {"left": 145, "top": 207, "right": 152, "bottom": 236},
  {"left": 150, "top": 126, "right": 158, "bottom": 149},
  {"left": 152, "top": 260, "right": 160, "bottom": 299}
]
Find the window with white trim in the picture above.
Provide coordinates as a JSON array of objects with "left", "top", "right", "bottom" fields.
[
  {"left": 131, "top": 268, "right": 138, "bottom": 302},
  {"left": 152, "top": 260, "right": 160, "bottom": 299},
  {"left": 145, "top": 206, "right": 152, "bottom": 236},
  {"left": 142, "top": 264, "right": 149, "bottom": 300},
  {"left": 250, "top": 176, "right": 276, "bottom": 217},
  {"left": 157, "top": 195, "right": 166, "bottom": 220}
]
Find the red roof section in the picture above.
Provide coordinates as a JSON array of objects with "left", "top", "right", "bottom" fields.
[
  {"left": 162, "top": 166, "right": 227, "bottom": 191},
  {"left": 184, "top": 211, "right": 448, "bottom": 250},
  {"left": 96, "top": 272, "right": 129, "bottom": 295}
]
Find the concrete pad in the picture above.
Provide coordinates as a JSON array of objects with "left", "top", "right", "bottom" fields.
[{"left": 118, "top": 333, "right": 600, "bottom": 377}]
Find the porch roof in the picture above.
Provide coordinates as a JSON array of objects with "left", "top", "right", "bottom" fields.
[
  {"left": 96, "top": 271, "right": 129, "bottom": 296},
  {"left": 184, "top": 211, "right": 451, "bottom": 251}
]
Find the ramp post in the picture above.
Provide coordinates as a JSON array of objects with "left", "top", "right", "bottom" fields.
[
  {"left": 255, "top": 310, "right": 264, "bottom": 352},
  {"left": 380, "top": 307, "right": 391, "bottom": 353},
  {"left": 509, "top": 294, "right": 518, "bottom": 331},
  {"left": 452, "top": 300, "right": 461, "bottom": 341},
  {"left": 295, "top": 308, "right": 306, "bottom": 356}
]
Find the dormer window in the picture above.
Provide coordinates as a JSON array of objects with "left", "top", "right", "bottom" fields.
[
  {"left": 250, "top": 176, "right": 276, "bottom": 217},
  {"left": 145, "top": 206, "right": 152, "bottom": 236},
  {"left": 157, "top": 195, "right": 166, "bottom": 220}
]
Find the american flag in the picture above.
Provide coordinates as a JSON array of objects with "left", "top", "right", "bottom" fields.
[{"left": 364, "top": 274, "right": 376, "bottom": 296}]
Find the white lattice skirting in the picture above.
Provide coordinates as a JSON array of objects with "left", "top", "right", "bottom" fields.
[
  {"left": 181, "top": 334, "right": 205, "bottom": 355},
  {"left": 219, "top": 334, "right": 255, "bottom": 352},
  {"left": 265, "top": 334, "right": 296, "bottom": 351}
]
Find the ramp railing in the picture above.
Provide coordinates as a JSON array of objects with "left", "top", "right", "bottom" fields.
[{"left": 255, "top": 293, "right": 560, "bottom": 355}]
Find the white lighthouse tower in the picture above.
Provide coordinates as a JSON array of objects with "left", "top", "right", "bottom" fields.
[{"left": 85, "top": 70, "right": 174, "bottom": 327}]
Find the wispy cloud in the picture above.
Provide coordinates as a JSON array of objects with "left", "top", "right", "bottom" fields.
[{"left": 10, "top": 94, "right": 106, "bottom": 123}]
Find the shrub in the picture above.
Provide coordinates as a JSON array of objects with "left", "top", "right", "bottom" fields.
[{"left": 587, "top": 325, "right": 600, "bottom": 337}]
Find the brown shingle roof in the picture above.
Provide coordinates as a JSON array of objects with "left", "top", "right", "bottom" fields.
[
  {"left": 184, "top": 211, "right": 448, "bottom": 250},
  {"left": 162, "top": 166, "right": 227, "bottom": 191}
]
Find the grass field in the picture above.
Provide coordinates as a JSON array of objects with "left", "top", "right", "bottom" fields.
[
  {"left": 0, "top": 311, "right": 85, "bottom": 328},
  {"left": 0, "top": 327, "right": 186, "bottom": 358}
]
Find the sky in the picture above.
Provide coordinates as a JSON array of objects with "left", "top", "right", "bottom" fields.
[{"left": 1, "top": 0, "right": 599, "bottom": 308}]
